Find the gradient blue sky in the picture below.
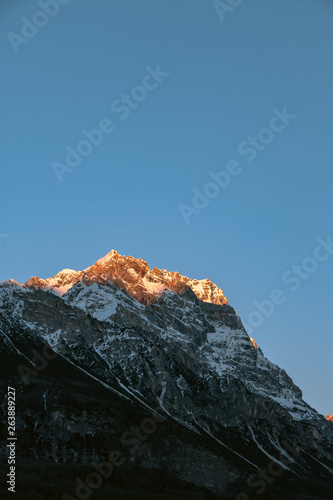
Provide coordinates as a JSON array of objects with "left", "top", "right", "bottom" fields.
[{"left": 1, "top": 0, "right": 332, "bottom": 416}]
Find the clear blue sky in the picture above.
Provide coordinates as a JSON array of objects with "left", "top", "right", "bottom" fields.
[{"left": 1, "top": 0, "right": 332, "bottom": 416}]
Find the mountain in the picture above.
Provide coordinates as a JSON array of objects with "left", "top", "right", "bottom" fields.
[
  {"left": 24, "top": 250, "right": 228, "bottom": 306},
  {"left": 327, "top": 415, "right": 333, "bottom": 422},
  {"left": 0, "top": 250, "right": 332, "bottom": 500}
]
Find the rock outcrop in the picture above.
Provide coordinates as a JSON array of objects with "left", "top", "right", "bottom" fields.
[{"left": 23, "top": 250, "right": 228, "bottom": 306}]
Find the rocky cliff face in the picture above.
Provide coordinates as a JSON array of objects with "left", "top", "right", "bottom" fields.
[
  {"left": 1, "top": 250, "right": 332, "bottom": 499},
  {"left": 24, "top": 250, "right": 228, "bottom": 306}
]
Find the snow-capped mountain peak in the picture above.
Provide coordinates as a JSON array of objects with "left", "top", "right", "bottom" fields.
[
  {"left": 23, "top": 250, "right": 228, "bottom": 306},
  {"left": 25, "top": 268, "right": 84, "bottom": 296}
]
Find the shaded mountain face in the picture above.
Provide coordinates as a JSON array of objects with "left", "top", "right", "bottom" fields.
[{"left": 1, "top": 250, "right": 333, "bottom": 499}]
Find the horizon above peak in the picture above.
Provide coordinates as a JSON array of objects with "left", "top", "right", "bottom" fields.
[
  {"left": 95, "top": 249, "right": 122, "bottom": 265},
  {"left": 56, "top": 268, "right": 78, "bottom": 274}
]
